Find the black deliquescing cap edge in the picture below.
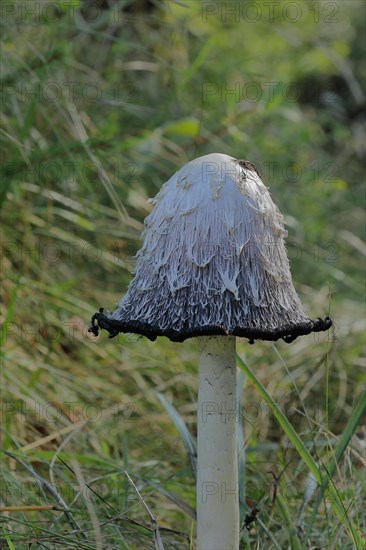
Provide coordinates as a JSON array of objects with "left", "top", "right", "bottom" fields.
[{"left": 88, "top": 308, "right": 333, "bottom": 344}]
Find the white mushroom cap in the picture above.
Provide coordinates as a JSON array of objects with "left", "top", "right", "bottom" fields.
[{"left": 90, "top": 153, "right": 332, "bottom": 342}]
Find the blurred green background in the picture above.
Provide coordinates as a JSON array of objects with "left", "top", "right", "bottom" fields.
[{"left": 1, "top": 0, "right": 365, "bottom": 548}]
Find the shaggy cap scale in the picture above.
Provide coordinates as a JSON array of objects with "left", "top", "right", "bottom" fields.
[{"left": 89, "top": 153, "right": 332, "bottom": 343}]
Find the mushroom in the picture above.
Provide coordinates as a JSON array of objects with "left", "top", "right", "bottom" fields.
[{"left": 89, "top": 153, "right": 332, "bottom": 549}]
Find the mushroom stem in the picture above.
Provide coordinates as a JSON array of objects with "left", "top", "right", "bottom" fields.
[{"left": 197, "top": 335, "right": 239, "bottom": 549}]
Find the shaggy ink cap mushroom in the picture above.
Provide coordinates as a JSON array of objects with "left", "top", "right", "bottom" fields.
[{"left": 89, "top": 153, "right": 332, "bottom": 343}]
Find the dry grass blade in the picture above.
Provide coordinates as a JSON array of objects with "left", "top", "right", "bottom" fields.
[
  {"left": 72, "top": 460, "right": 103, "bottom": 550},
  {"left": 125, "top": 470, "right": 165, "bottom": 550},
  {"left": 142, "top": 476, "right": 196, "bottom": 520},
  {"left": 4, "top": 451, "right": 83, "bottom": 537},
  {"left": 0, "top": 505, "right": 70, "bottom": 512},
  {"left": 1, "top": 2, "right": 364, "bottom": 547}
]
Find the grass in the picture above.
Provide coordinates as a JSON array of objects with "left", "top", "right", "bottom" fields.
[{"left": 1, "top": 0, "right": 365, "bottom": 548}]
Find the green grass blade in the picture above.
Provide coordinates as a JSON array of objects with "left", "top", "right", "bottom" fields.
[
  {"left": 329, "top": 388, "right": 366, "bottom": 473},
  {"left": 275, "top": 494, "right": 302, "bottom": 550},
  {"left": 236, "top": 354, "right": 322, "bottom": 484},
  {"left": 1, "top": 527, "right": 16, "bottom": 550},
  {"left": 157, "top": 393, "right": 197, "bottom": 479},
  {"left": 236, "top": 354, "right": 365, "bottom": 549},
  {"left": 305, "top": 388, "right": 366, "bottom": 545}
]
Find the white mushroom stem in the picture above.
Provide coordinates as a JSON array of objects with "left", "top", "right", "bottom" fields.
[{"left": 197, "top": 335, "right": 239, "bottom": 550}]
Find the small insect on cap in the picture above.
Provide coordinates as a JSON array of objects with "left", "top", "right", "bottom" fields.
[{"left": 89, "top": 153, "right": 332, "bottom": 343}]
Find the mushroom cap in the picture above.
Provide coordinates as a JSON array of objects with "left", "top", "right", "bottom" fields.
[{"left": 90, "top": 153, "right": 332, "bottom": 342}]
